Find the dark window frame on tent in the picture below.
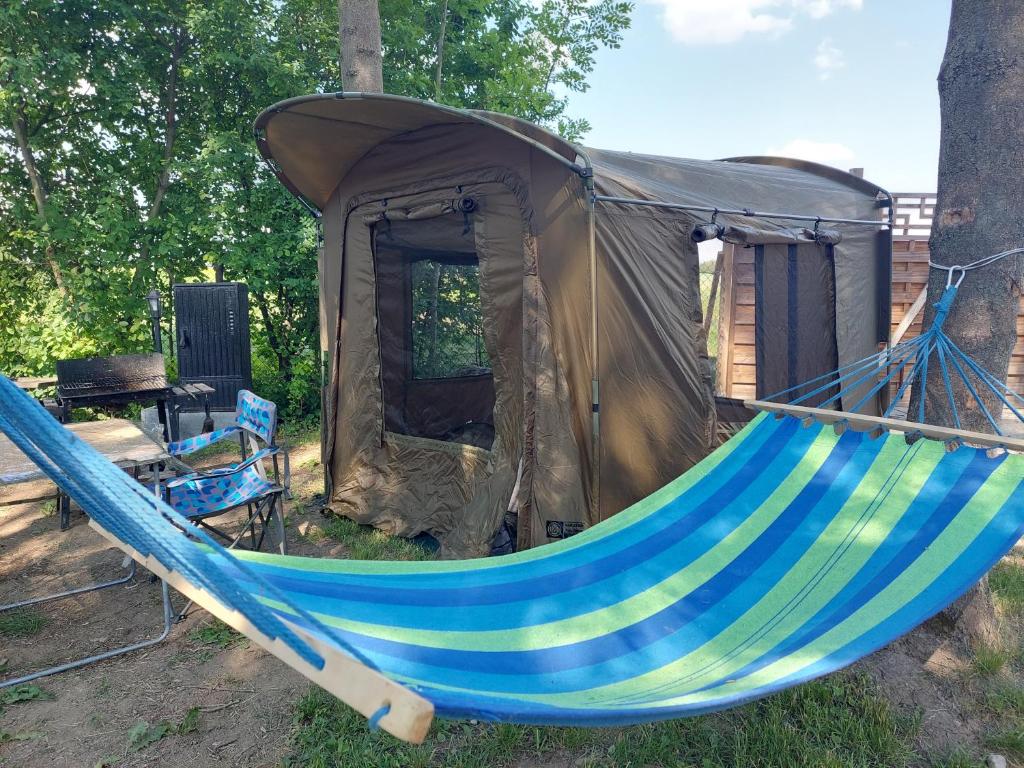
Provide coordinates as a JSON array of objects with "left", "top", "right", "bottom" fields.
[{"left": 372, "top": 225, "right": 497, "bottom": 450}]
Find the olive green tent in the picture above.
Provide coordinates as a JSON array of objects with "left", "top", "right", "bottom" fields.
[{"left": 255, "top": 92, "right": 893, "bottom": 558}]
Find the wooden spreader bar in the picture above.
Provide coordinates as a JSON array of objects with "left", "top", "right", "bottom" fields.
[
  {"left": 90, "top": 521, "right": 435, "bottom": 744},
  {"left": 747, "top": 400, "right": 1024, "bottom": 453}
]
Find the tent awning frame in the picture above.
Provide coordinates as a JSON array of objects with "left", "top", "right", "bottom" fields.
[{"left": 593, "top": 194, "right": 894, "bottom": 228}]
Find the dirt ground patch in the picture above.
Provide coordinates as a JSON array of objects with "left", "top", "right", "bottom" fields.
[{"left": 0, "top": 441, "right": 332, "bottom": 768}]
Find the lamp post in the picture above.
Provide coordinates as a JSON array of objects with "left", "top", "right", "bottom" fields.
[
  {"left": 145, "top": 289, "right": 163, "bottom": 354},
  {"left": 145, "top": 289, "right": 171, "bottom": 440}
]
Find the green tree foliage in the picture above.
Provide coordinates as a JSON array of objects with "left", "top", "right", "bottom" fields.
[
  {"left": 410, "top": 258, "right": 490, "bottom": 380},
  {"left": 0, "top": 0, "right": 630, "bottom": 416},
  {"left": 386, "top": 0, "right": 631, "bottom": 139}
]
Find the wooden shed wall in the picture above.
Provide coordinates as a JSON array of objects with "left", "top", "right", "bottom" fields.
[
  {"left": 887, "top": 194, "right": 1024, "bottom": 397},
  {"left": 714, "top": 244, "right": 756, "bottom": 400}
]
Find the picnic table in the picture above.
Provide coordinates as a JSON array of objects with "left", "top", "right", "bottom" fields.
[
  {"left": 14, "top": 376, "right": 57, "bottom": 391},
  {"left": 0, "top": 418, "right": 169, "bottom": 530}
]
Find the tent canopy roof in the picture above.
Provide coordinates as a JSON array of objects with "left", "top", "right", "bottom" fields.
[
  {"left": 253, "top": 93, "right": 583, "bottom": 210},
  {"left": 255, "top": 92, "right": 890, "bottom": 223}
]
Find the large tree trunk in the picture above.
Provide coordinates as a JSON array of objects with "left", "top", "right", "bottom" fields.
[
  {"left": 339, "top": 0, "right": 383, "bottom": 92},
  {"left": 914, "top": 0, "right": 1024, "bottom": 647}
]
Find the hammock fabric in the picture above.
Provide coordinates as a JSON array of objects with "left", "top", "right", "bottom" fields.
[
  {"left": 3, "top": 371, "right": 1023, "bottom": 742},
  {"left": 230, "top": 412, "right": 1024, "bottom": 724}
]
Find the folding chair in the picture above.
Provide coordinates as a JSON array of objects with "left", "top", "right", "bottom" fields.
[{"left": 163, "top": 390, "right": 288, "bottom": 555}]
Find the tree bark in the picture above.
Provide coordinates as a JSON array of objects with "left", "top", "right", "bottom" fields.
[
  {"left": 126, "top": 29, "right": 184, "bottom": 296},
  {"left": 11, "top": 107, "right": 66, "bottom": 294},
  {"left": 913, "top": 0, "right": 1024, "bottom": 648},
  {"left": 339, "top": 0, "right": 383, "bottom": 92},
  {"left": 434, "top": 0, "right": 449, "bottom": 100},
  {"left": 255, "top": 292, "right": 290, "bottom": 383},
  {"left": 136, "top": 31, "right": 183, "bottom": 288}
]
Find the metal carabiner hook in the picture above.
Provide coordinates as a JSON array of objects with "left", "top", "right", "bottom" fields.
[{"left": 945, "top": 265, "right": 966, "bottom": 288}]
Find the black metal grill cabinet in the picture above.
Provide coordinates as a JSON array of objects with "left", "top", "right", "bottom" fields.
[{"left": 173, "top": 282, "right": 252, "bottom": 410}]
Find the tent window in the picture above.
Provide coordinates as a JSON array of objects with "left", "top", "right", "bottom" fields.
[
  {"left": 373, "top": 216, "right": 496, "bottom": 450},
  {"left": 410, "top": 256, "right": 491, "bottom": 380}
]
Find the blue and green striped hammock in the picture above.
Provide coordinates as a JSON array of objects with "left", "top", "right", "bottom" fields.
[
  {"left": 3, "top": 279, "right": 1024, "bottom": 743},
  {"left": 2, "top": 371, "right": 1023, "bottom": 742}
]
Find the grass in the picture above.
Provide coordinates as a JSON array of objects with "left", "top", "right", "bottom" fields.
[
  {"left": 285, "top": 674, "right": 923, "bottom": 768},
  {"left": 986, "top": 728, "right": 1024, "bottom": 761},
  {"left": 320, "top": 516, "right": 435, "bottom": 562},
  {"left": 189, "top": 617, "right": 248, "bottom": 649},
  {"left": 700, "top": 270, "right": 720, "bottom": 358},
  {"left": 984, "top": 682, "right": 1024, "bottom": 719},
  {"left": 927, "top": 749, "right": 984, "bottom": 768},
  {"left": 0, "top": 607, "right": 46, "bottom": 638},
  {"left": 971, "top": 643, "right": 1009, "bottom": 677},
  {"left": 990, "top": 560, "right": 1024, "bottom": 617}
]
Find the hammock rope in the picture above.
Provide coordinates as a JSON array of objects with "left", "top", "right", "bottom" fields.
[{"left": 765, "top": 247, "right": 1024, "bottom": 436}]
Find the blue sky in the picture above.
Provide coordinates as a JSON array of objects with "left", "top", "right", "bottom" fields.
[{"left": 566, "top": 0, "right": 951, "bottom": 193}]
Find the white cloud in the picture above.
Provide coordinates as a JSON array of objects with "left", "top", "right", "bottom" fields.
[
  {"left": 767, "top": 138, "right": 857, "bottom": 169},
  {"left": 646, "top": 0, "right": 862, "bottom": 45},
  {"left": 814, "top": 37, "right": 845, "bottom": 80},
  {"left": 648, "top": 1, "right": 790, "bottom": 45},
  {"left": 791, "top": 0, "right": 862, "bottom": 19}
]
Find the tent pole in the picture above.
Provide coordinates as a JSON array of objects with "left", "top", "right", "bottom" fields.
[
  {"left": 592, "top": 195, "right": 889, "bottom": 228},
  {"left": 583, "top": 162, "right": 601, "bottom": 522}
]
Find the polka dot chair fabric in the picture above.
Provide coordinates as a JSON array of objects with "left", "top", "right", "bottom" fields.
[
  {"left": 164, "top": 461, "right": 278, "bottom": 520},
  {"left": 159, "top": 390, "right": 284, "bottom": 551},
  {"left": 167, "top": 391, "right": 280, "bottom": 456},
  {"left": 166, "top": 390, "right": 277, "bottom": 457},
  {"left": 236, "top": 390, "right": 277, "bottom": 445}
]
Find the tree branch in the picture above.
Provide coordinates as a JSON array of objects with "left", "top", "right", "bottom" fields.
[
  {"left": 434, "top": 0, "right": 449, "bottom": 100},
  {"left": 134, "top": 28, "right": 184, "bottom": 290},
  {"left": 11, "top": 104, "right": 66, "bottom": 294}
]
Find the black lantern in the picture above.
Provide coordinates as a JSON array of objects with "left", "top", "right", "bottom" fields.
[{"left": 145, "top": 289, "right": 163, "bottom": 353}]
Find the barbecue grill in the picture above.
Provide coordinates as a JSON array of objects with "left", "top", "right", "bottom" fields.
[{"left": 56, "top": 353, "right": 213, "bottom": 441}]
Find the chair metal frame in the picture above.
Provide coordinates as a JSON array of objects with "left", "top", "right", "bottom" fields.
[
  {"left": 0, "top": 568, "right": 173, "bottom": 689},
  {"left": 163, "top": 390, "right": 289, "bottom": 556},
  {"left": 0, "top": 469, "right": 174, "bottom": 689}
]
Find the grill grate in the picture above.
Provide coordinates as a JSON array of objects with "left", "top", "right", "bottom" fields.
[{"left": 57, "top": 354, "right": 172, "bottom": 401}]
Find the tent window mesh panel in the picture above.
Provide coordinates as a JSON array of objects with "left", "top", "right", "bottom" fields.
[
  {"left": 374, "top": 218, "right": 496, "bottom": 450},
  {"left": 410, "top": 257, "right": 491, "bottom": 380}
]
